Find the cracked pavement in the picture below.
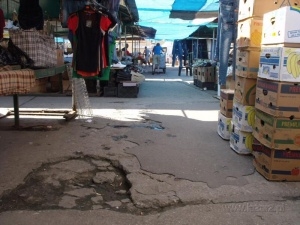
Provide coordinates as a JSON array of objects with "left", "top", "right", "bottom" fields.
[{"left": 0, "top": 66, "right": 300, "bottom": 225}]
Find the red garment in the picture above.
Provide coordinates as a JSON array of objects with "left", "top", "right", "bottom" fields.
[{"left": 0, "top": 8, "right": 5, "bottom": 39}]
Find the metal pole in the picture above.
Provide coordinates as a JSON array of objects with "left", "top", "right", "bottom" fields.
[
  {"left": 212, "top": 28, "right": 215, "bottom": 61},
  {"left": 196, "top": 39, "right": 199, "bottom": 59},
  {"left": 124, "top": 25, "right": 127, "bottom": 56}
]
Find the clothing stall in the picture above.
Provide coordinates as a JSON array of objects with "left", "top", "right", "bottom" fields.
[
  {"left": 0, "top": 0, "right": 147, "bottom": 127},
  {"left": 0, "top": 0, "right": 71, "bottom": 128}
]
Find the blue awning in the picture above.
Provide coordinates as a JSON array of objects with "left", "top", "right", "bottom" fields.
[{"left": 135, "top": 0, "right": 219, "bottom": 40}]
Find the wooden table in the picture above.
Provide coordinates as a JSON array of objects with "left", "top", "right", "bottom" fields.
[{"left": 0, "top": 64, "right": 74, "bottom": 127}]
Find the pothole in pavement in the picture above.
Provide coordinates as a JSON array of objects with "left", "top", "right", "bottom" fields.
[{"left": 0, "top": 157, "right": 156, "bottom": 215}]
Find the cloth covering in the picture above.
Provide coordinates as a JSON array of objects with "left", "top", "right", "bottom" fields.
[
  {"left": 9, "top": 29, "right": 57, "bottom": 68},
  {"left": 18, "top": 0, "right": 44, "bottom": 30},
  {"left": 0, "top": 68, "right": 35, "bottom": 95}
]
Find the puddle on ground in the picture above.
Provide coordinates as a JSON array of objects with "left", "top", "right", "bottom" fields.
[{"left": 112, "top": 123, "right": 165, "bottom": 131}]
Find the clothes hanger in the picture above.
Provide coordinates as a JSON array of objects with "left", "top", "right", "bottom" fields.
[{"left": 84, "top": 3, "right": 96, "bottom": 13}]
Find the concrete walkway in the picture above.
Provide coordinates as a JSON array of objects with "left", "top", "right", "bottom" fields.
[{"left": 0, "top": 64, "right": 299, "bottom": 225}]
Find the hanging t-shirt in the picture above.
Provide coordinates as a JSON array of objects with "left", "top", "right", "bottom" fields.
[{"left": 68, "top": 7, "right": 116, "bottom": 77}]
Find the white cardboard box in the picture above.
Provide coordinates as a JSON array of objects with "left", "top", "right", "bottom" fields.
[
  {"left": 238, "top": 0, "right": 279, "bottom": 21},
  {"left": 232, "top": 101, "right": 255, "bottom": 132},
  {"left": 217, "top": 111, "right": 232, "bottom": 140},
  {"left": 230, "top": 122, "right": 253, "bottom": 155},
  {"left": 262, "top": 6, "right": 300, "bottom": 45},
  {"left": 258, "top": 46, "right": 300, "bottom": 82}
]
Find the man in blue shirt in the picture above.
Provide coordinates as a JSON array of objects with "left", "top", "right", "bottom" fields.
[{"left": 152, "top": 43, "right": 163, "bottom": 69}]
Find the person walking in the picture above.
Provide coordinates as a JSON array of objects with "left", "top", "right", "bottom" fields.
[
  {"left": 152, "top": 43, "right": 163, "bottom": 70},
  {"left": 143, "top": 46, "right": 151, "bottom": 66}
]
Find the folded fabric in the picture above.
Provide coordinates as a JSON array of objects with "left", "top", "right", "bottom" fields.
[
  {"left": 131, "top": 71, "right": 145, "bottom": 83},
  {"left": 111, "top": 62, "right": 126, "bottom": 68}
]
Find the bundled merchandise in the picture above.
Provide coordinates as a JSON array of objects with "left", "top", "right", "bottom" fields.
[
  {"left": 9, "top": 29, "right": 57, "bottom": 68},
  {"left": 252, "top": 5, "right": 300, "bottom": 181}
]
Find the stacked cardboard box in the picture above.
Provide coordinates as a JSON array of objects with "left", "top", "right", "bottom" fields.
[
  {"left": 252, "top": 6, "right": 300, "bottom": 181},
  {"left": 196, "top": 66, "right": 216, "bottom": 90},
  {"left": 230, "top": 0, "right": 279, "bottom": 154},
  {"left": 218, "top": 89, "right": 234, "bottom": 140}
]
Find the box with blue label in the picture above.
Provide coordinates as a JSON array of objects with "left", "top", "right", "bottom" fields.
[
  {"left": 217, "top": 111, "right": 232, "bottom": 140},
  {"left": 258, "top": 46, "right": 300, "bottom": 82},
  {"left": 235, "top": 49, "right": 260, "bottom": 79},
  {"left": 232, "top": 101, "right": 255, "bottom": 132},
  {"left": 230, "top": 122, "right": 253, "bottom": 155},
  {"left": 255, "top": 78, "right": 300, "bottom": 118},
  {"left": 252, "top": 138, "right": 300, "bottom": 181},
  {"left": 262, "top": 6, "right": 300, "bottom": 45}
]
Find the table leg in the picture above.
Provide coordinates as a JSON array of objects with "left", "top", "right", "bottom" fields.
[{"left": 13, "top": 94, "right": 19, "bottom": 127}]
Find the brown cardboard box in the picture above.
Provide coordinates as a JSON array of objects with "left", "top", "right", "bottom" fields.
[
  {"left": 220, "top": 89, "right": 234, "bottom": 117},
  {"left": 253, "top": 109, "right": 300, "bottom": 150},
  {"left": 235, "top": 49, "right": 260, "bottom": 79},
  {"left": 234, "top": 75, "right": 257, "bottom": 106},
  {"left": 197, "top": 67, "right": 216, "bottom": 83},
  {"left": 236, "top": 18, "right": 263, "bottom": 49},
  {"left": 237, "top": 0, "right": 279, "bottom": 21},
  {"left": 28, "top": 78, "right": 47, "bottom": 93},
  {"left": 56, "top": 49, "right": 64, "bottom": 66},
  {"left": 255, "top": 78, "right": 300, "bottom": 118},
  {"left": 193, "top": 67, "right": 198, "bottom": 80},
  {"left": 252, "top": 138, "right": 300, "bottom": 181},
  {"left": 225, "top": 75, "right": 235, "bottom": 90}
]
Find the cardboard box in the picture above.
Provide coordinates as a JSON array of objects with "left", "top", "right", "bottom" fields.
[
  {"left": 234, "top": 75, "right": 257, "bottom": 106},
  {"left": 232, "top": 101, "right": 255, "bottom": 132},
  {"left": 262, "top": 6, "right": 300, "bottom": 45},
  {"left": 56, "top": 49, "right": 64, "bottom": 66},
  {"left": 29, "top": 78, "right": 47, "bottom": 93},
  {"left": 236, "top": 18, "right": 263, "bottom": 49},
  {"left": 220, "top": 89, "right": 234, "bottom": 117},
  {"left": 230, "top": 122, "right": 253, "bottom": 154},
  {"left": 258, "top": 46, "right": 300, "bottom": 82},
  {"left": 217, "top": 111, "right": 232, "bottom": 140},
  {"left": 193, "top": 67, "right": 198, "bottom": 79},
  {"left": 253, "top": 109, "right": 300, "bottom": 150},
  {"left": 197, "top": 67, "right": 216, "bottom": 83},
  {"left": 235, "top": 49, "right": 260, "bottom": 79},
  {"left": 238, "top": 0, "right": 279, "bottom": 21},
  {"left": 255, "top": 78, "right": 300, "bottom": 118},
  {"left": 226, "top": 75, "right": 235, "bottom": 90},
  {"left": 252, "top": 138, "right": 300, "bottom": 181}
]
